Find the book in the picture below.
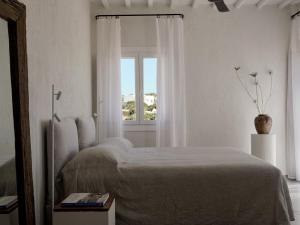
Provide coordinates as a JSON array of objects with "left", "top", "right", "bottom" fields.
[
  {"left": 61, "top": 193, "right": 110, "bottom": 207},
  {"left": 0, "top": 196, "right": 18, "bottom": 209}
]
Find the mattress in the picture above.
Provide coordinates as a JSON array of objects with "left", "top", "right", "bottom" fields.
[{"left": 58, "top": 145, "right": 294, "bottom": 225}]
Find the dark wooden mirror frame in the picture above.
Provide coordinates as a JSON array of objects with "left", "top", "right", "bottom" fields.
[{"left": 0, "top": 0, "right": 35, "bottom": 225}]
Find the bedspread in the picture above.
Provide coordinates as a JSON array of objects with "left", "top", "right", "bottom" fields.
[{"left": 59, "top": 146, "right": 294, "bottom": 225}]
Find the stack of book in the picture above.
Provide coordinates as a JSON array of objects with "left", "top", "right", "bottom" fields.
[
  {"left": 0, "top": 196, "right": 18, "bottom": 209},
  {"left": 61, "top": 193, "right": 110, "bottom": 207}
]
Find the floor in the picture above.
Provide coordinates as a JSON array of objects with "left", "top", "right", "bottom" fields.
[{"left": 288, "top": 179, "right": 300, "bottom": 225}]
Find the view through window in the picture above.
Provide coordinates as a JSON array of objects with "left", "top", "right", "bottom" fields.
[
  {"left": 143, "top": 58, "right": 157, "bottom": 121},
  {"left": 121, "top": 58, "right": 136, "bottom": 121},
  {"left": 121, "top": 55, "right": 157, "bottom": 123}
]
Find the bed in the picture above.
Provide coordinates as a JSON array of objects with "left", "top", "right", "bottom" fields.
[{"left": 47, "top": 117, "right": 294, "bottom": 225}]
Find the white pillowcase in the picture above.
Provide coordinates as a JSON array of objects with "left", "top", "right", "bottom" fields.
[
  {"left": 102, "top": 137, "right": 133, "bottom": 150},
  {"left": 76, "top": 117, "right": 96, "bottom": 150}
]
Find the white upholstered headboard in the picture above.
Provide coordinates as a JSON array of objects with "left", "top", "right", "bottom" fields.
[
  {"left": 46, "top": 118, "right": 79, "bottom": 204},
  {"left": 46, "top": 116, "right": 97, "bottom": 202},
  {"left": 45, "top": 116, "right": 97, "bottom": 223},
  {"left": 47, "top": 118, "right": 79, "bottom": 179}
]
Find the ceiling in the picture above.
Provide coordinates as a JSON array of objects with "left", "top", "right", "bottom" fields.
[{"left": 97, "top": 0, "right": 299, "bottom": 9}]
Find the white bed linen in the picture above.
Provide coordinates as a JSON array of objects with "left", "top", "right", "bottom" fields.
[{"left": 58, "top": 145, "right": 294, "bottom": 225}]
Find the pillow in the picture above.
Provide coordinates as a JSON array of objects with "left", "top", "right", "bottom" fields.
[
  {"left": 76, "top": 117, "right": 96, "bottom": 149},
  {"left": 47, "top": 118, "right": 79, "bottom": 178},
  {"left": 64, "top": 143, "right": 121, "bottom": 170},
  {"left": 102, "top": 137, "right": 133, "bottom": 150}
]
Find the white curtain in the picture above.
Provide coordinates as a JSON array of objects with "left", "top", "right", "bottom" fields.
[
  {"left": 287, "top": 16, "right": 300, "bottom": 181},
  {"left": 156, "top": 17, "right": 187, "bottom": 147},
  {"left": 96, "top": 17, "right": 122, "bottom": 142}
]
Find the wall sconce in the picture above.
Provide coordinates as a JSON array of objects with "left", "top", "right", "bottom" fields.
[{"left": 51, "top": 84, "right": 62, "bottom": 212}]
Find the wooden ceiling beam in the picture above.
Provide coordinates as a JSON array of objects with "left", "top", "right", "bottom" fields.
[
  {"left": 192, "top": 0, "right": 200, "bottom": 8},
  {"left": 100, "top": 0, "right": 292, "bottom": 10},
  {"left": 125, "top": 0, "right": 131, "bottom": 8},
  {"left": 101, "top": 0, "right": 109, "bottom": 8},
  {"left": 234, "top": 0, "right": 246, "bottom": 9},
  {"left": 256, "top": 0, "right": 268, "bottom": 9},
  {"left": 147, "top": 0, "right": 154, "bottom": 7},
  {"left": 278, "top": 0, "right": 293, "bottom": 9},
  {"left": 170, "top": 0, "right": 175, "bottom": 8}
]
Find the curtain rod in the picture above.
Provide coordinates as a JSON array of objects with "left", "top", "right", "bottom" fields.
[
  {"left": 291, "top": 11, "right": 300, "bottom": 19},
  {"left": 95, "top": 13, "right": 184, "bottom": 19}
]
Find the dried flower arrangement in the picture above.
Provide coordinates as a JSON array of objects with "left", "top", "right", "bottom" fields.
[
  {"left": 234, "top": 67, "right": 273, "bottom": 134},
  {"left": 234, "top": 67, "right": 273, "bottom": 114}
]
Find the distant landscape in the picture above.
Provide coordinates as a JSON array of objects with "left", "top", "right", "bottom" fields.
[{"left": 122, "top": 93, "right": 157, "bottom": 121}]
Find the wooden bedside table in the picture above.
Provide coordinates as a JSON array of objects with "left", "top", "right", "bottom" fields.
[
  {"left": 0, "top": 202, "right": 18, "bottom": 225},
  {"left": 53, "top": 195, "right": 115, "bottom": 225}
]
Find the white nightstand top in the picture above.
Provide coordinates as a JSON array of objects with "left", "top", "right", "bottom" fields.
[
  {"left": 54, "top": 195, "right": 115, "bottom": 212},
  {"left": 251, "top": 134, "right": 276, "bottom": 136},
  {"left": 53, "top": 195, "right": 115, "bottom": 225}
]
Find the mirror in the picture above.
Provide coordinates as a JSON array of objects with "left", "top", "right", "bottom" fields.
[
  {"left": 0, "top": 17, "right": 18, "bottom": 215},
  {"left": 0, "top": 1, "right": 36, "bottom": 224}
]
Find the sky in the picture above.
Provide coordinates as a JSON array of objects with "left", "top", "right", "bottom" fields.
[{"left": 121, "top": 58, "right": 157, "bottom": 96}]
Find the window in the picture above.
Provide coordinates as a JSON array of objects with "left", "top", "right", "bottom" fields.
[
  {"left": 121, "top": 50, "right": 157, "bottom": 125},
  {"left": 143, "top": 58, "right": 157, "bottom": 121},
  {"left": 121, "top": 58, "right": 136, "bottom": 121}
]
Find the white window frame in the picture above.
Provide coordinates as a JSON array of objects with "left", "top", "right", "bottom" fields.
[
  {"left": 121, "top": 53, "right": 139, "bottom": 126},
  {"left": 121, "top": 47, "right": 157, "bottom": 130},
  {"left": 139, "top": 52, "right": 158, "bottom": 125}
]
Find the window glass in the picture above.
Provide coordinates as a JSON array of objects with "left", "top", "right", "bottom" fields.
[
  {"left": 143, "top": 58, "right": 157, "bottom": 121},
  {"left": 121, "top": 58, "right": 136, "bottom": 121}
]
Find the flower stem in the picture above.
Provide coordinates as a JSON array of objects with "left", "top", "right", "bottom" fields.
[
  {"left": 264, "top": 73, "right": 273, "bottom": 111},
  {"left": 235, "top": 70, "right": 256, "bottom": 104},
  {"left": 258, "top": 83, "right": 264, "bottom": 113}
]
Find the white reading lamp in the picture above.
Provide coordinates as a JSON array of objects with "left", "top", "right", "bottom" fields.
[{"left": 51, "top": 84, "right": 62, "bottom": 215}]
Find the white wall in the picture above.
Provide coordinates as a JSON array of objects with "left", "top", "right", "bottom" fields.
[
  {"left": 121, "top": 16, "right": 156, "bottom": 47},
  {"left": 185, "top": 6, "right": 290, "bottom": 174},
  {"left": 95, "top": 5, "right": 291, "bottom": 172},
  {"left": 20, "top": 0, "right": 93, "bottom": 224},
  {"left": 0, "top": 19, "right": 15, "bottom": 166},
  {"left": 13, "top": 1, "right": 291, "bottom": 224}
]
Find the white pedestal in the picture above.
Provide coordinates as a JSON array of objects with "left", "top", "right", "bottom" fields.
[{"left": 251, "top": 134, "right": 276, "bottom": 166}]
